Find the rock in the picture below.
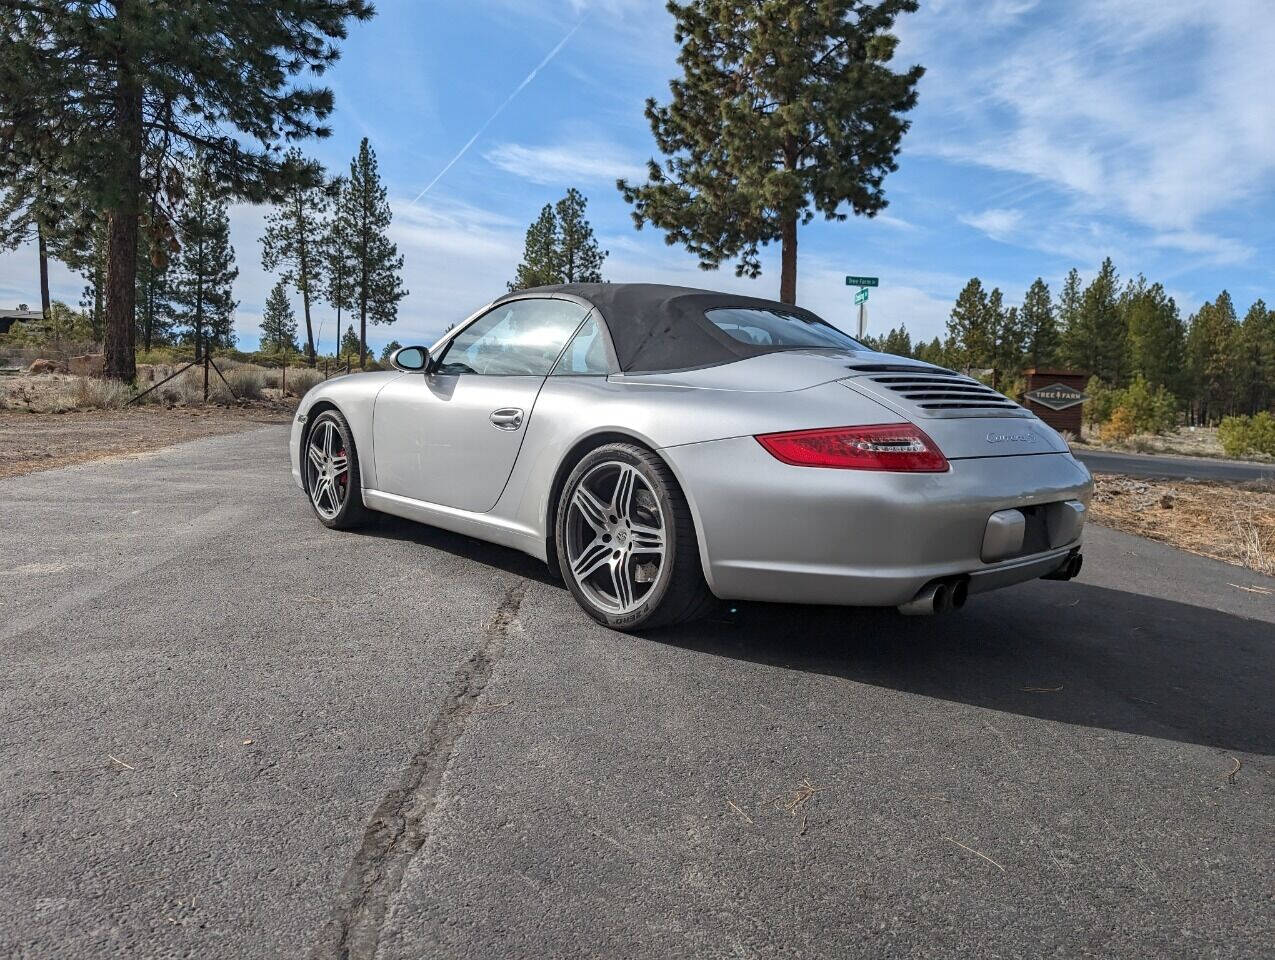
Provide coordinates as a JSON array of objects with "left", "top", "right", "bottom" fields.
[
  {"left": 26, "top": 359, "right": 63, "bottom": 375},
  {"left": 1160, "top": 494, "right": 1174, "bottom": 509}
]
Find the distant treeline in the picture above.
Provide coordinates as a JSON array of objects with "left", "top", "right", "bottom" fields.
[{"left": 862, "top": 257, "right": 1275, "bottom": 424}]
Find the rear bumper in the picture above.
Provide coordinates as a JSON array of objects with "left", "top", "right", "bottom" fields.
[{"left": 661, "top": 437, "right": 1094, "bottom": 607}]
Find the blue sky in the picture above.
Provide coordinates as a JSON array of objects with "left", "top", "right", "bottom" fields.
[{"left": 3, "top": 0, "right": 1274, "bottom": 354}]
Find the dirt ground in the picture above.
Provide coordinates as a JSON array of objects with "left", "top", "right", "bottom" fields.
[
  {"left": 0, "top": 404, "right": 292, "bottom": 479},
  {"left": 1090, "top": 474, "right": 1275, "bottom": 578}
]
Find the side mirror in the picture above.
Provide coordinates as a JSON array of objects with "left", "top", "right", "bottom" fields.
[{"left": 390, "top": 345, "right": 430, "bottom": 372}]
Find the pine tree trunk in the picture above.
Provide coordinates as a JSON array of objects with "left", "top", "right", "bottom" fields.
[
  {"left": 37, "top": 225, "right": 51, "bottom": 320},
  {"left": 359, "top": 296, "right": 367, "bottom": 370},
  {"left": 103, "top": 66, "right": 143, "bottom": 382},
  {"left": 779, "top": 214, "right": 798, "bottom": 305},
  {"left": 297, "top": 197, "right": 316, "bottom": 366}
]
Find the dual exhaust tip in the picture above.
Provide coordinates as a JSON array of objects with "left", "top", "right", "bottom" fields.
[
  {"left": 897, "top": 577, "right": 969, "bottom": 617},
  {"left": 897, "top": 550, "right": 1085, "bottom": 616}
]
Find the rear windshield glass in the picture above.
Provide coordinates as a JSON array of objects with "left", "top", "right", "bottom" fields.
[{"left": 704, "top": 307, "right": 863, "bottom": 350}]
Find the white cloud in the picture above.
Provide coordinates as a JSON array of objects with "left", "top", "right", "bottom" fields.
[
  {"left": 905, "top": 0, "right": 1275, "bottom": 239},
  {"left": 1151, "top": 231, "right": 1253, "bottom": 266},
  {"left": 959, "top": 208, "right": 1024, "bottom": 244},
  {"left": 485, "top": 139, "right": 647, "bottom": 186}
]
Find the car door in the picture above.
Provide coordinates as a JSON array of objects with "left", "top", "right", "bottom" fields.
[{"left": 372, "top": 297, "right": 591, "bottom": 512}]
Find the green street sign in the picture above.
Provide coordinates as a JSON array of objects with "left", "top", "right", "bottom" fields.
[
  {"left": 845, "top": 275, "right": 879, "bottom": 287},
  {"left": 854, "top": 288, "right": 869, "bottom": 305}
]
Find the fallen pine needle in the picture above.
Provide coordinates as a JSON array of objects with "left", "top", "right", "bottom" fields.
[
  {"left": 1228, "top": 583, "right": 1272, "bottom": 595},
  {"left": 726, "top": 800, "right": 753, "bottom": 825},
  {"left": 773, "top": 778, "right": 826, "bottom": 816},
  {"left": 943, "top": 837, "right": 1006, "bottom": 873},
  {"left": 1023, "top": 685, "right": 1063, "bottom": 693},
  {"left": 1226, "top": 756, "right": 1242, "bottom": 784},
  {"left": 108, "top": 755, "right": 135, "bottom": 770}
]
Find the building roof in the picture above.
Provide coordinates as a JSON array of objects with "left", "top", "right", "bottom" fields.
[{"left": 0, "top": 309, "right": 43, "bottom": 320}]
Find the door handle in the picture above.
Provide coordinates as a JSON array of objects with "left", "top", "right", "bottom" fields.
[{"left": 489, "top": 407, "right": 524, "bottom": 430}]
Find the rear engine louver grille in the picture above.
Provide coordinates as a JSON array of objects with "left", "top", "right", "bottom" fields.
[{"left": 870, "top": 373, "right": 1019, "bottom": 413}]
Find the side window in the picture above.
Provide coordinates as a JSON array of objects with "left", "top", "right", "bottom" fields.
[
  {"left": 435, "top": 299, "right": 589, "bottom": 376},
  {"left": 550, "top": 312, "right": 614, "bottom": 376}
]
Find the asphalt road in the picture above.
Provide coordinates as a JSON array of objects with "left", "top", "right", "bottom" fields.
[
  {"left": 2, "top": 427, "right": 1273, "bottom": 959},
  {"left": 1076, "top": 447, "right": 1275, "bottom": 482}
]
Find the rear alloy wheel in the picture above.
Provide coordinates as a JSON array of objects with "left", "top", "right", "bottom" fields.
[
  {"left": 304, "top": 410, "right": 368, "bottom": 529},
  {"left": 556, "top": 443, "right": 714, "bottom": 630}
]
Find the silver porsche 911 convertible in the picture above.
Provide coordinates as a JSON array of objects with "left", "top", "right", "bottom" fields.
[{"left": 290, "top": 283, "right": 1092, "bottom": 630}]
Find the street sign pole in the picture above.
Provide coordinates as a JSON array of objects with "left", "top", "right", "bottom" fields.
[
  {"left": 847, "top": 276, "right": 877, "bottom": 339},
  {"left": 851, "top": 283, "right": 871, "bottom": 338}
]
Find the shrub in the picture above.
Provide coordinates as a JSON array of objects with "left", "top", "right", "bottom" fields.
[
  {"left": 69, "top": 377, "right": 131, "bottom": 409},
  {"left": 1091, "top": 376, "right": 1178, "bottom": 438},
  {"left": 286, "top": 368, "right": 323, "bottom": 397},
  {"left": 1084, "top": 376, "right": 1116, "bottom": 431},
  {"left": 1219, "top": 412, "right": 1275, "bottom": 458},
  {"left": 224, "top": 365, "right": 264, "bottom": 400},
  {"left": 1102, "top": 405, "right": 1136, "bottom": 442},
  {"left": 1118, "top": 376, "right": 1177, "bottom": 435}
]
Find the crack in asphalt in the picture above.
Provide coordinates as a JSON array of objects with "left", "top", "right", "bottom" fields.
[{"left": 314, "top": 580, "right": 529, "bottom": 960}]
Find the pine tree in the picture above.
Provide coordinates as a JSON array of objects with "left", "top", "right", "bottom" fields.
[
  {"left": 1021, "top": 278, "right": 1058, "bottom": 370},
  {"left": 135, "top": 229, "right": 173, "bottom": 352},
  {"left": 1126, "top": 282, "right": 1184, "bottom": 395},
  {"left": 989, "top": 291, "right": 1026, "bottom": 384},
  {"left": 322, "top": 175, "right": 357, "bottom": 361},
  {"left": 1060, "top": 258, "right": 1124, "bottom": 384},
  {"left": 509, "top": 189, "right": 609, "bottom": 291},
  {"left": 0, "top": 0, "right": 374, "bottom": 380},
  {"left": 170, "top": 159, "right": 238, "bottom": 357},
  {"left": 333, "top": 139, "right": 406, "bottom": 368},
  {"left": 878, "top": 325, "right": 913, "bottom": 357},
  {"left": 0, "top": 169, "right": 57, "bottom": 318},
  {"left": 510, "top": 204, "right": 561, "bottom": 291},
  {"left": 914, "top": 336, "right": 944, "bottom": 367},
  {"left": 341, "top": 323, "right": 360, "bottom": 360},
  {"left": 1238, "top": 300, "right": 1275, "bottom": 414},
  {"left": 262, "top": 149, "right": 329, "bottom": 365},
  {"left": 1056, "top": 268, "right": 1082, "bottom": 353},
  {"left": 380, "top": 339, "right": 403, "bottom": 365},
  {"left": 619, "top": 0, "right": 924, "bottom": 304},
  {"left": 556, "top": 188, "right": 607, "bottom": 283},
  {"left": 260, "top": 281, "right": 299, "bottom": 353},
  {"left": 945, "top": 278, "right": 993, "bottom": 371},
  {"left": 1186, "top": 291, "right": 1241, "bottom": 422}
]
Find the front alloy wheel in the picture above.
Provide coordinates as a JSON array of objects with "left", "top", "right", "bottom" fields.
[{"left": 304, "top": 410, "right": 368, "bottom": 529}]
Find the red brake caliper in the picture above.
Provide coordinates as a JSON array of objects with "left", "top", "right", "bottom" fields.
[{"left": 337, "top": 448, "right": 347, "bottom": 490}]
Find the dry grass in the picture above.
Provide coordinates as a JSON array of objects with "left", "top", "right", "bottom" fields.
[
  {"left": 285, "top": 367, "right": 323, "bottom": 397},
  {"left": 0, "top": 375, "right": 130, "bottom": 413},
  {"left": 70, "top": 377, "right": 131, "bottom": 409},
  {"left": 224, "top": 365, "right": 265, "bottom": 400},
  {"left": 1090, "top": 475, "right": 1275, "bottom": 576}
]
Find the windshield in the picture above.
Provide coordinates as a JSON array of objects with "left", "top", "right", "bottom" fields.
[{"left": 704, "top": 307, "right": 863, "bottom": 351}]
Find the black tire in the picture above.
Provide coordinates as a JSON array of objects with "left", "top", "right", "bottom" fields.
[
  {"left": 555, "top": 442, "right": 716, "bottom": 631},
  {"left": 303, "top": 409, "right": 370, "bottom": 530}
]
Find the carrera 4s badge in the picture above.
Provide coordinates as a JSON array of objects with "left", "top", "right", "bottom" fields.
[{"left": 986, "top": 432, "right": 1039, "bottom": 444}]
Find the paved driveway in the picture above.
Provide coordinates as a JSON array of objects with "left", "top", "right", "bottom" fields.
[
  {"left": 1076, "top": 447, "right": 1275, "bottom": 482},
  {"left": 2, "top": 427, "right": 1272, "bottom": 959}
]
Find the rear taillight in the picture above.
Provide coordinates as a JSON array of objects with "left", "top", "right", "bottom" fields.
[{"left": 755, "top": 423, "right": 949, "bottom": 472}]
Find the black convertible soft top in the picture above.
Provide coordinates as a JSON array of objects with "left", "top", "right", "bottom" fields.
[{"left": 503, "top": 282, "right": 843, "bottom": 374}]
